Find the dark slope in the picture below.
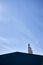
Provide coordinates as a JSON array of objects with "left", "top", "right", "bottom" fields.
[{"left": 0, "top": 52, "right": 43, "bottom": 65}]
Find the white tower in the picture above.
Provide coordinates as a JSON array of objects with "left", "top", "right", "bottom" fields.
[{"left": 28, "top": 44, "right": 33, "bottom": 54}]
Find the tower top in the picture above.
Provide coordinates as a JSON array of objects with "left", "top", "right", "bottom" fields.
[
  {"left": 28, "top": 43, "right": 33, "bottom": 54},
  {"left": 28, "top": 43, "right": 30, "bottom": 47}
]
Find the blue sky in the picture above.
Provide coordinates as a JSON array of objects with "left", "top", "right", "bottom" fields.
[{"left": 0, "top": 0, "right": 43, "bottom": 55}]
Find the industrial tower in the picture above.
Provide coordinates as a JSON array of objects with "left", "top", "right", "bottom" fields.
[{"left": 28, "top": 44, "right": 33, "bottom": 54}]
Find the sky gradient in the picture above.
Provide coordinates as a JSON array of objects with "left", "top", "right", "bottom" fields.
[{"left": 0, "top": 0, "right": 43, "bottom": 55}]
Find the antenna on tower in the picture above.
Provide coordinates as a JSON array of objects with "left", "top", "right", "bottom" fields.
[{"left": 28, "top": 43, "right": 33, "bottom": 54}]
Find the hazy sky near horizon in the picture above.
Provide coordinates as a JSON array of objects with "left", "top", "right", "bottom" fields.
[{"left": 0, "top": 0, "right": 43, "bottom": 55}]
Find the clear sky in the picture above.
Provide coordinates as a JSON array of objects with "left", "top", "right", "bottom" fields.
[{"left": 0, "top": 0, "right": 43, "bottom": 55}]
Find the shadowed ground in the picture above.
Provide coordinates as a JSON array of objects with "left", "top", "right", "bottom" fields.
[{"left": 0, "top": 52, "right": 43, "bottom": 65}]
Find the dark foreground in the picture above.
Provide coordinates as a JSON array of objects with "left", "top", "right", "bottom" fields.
[{"left": 0, "top": 52, "right": 43, "bottom": 65}]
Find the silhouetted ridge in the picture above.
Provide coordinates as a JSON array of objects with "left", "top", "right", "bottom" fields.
[{"left": 0, "top": 52, "right": 43, "bottom": 65}]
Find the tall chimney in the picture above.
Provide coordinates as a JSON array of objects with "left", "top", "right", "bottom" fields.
[{"left": 28, "top": 43, "right": 33, "bottom": 54}]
